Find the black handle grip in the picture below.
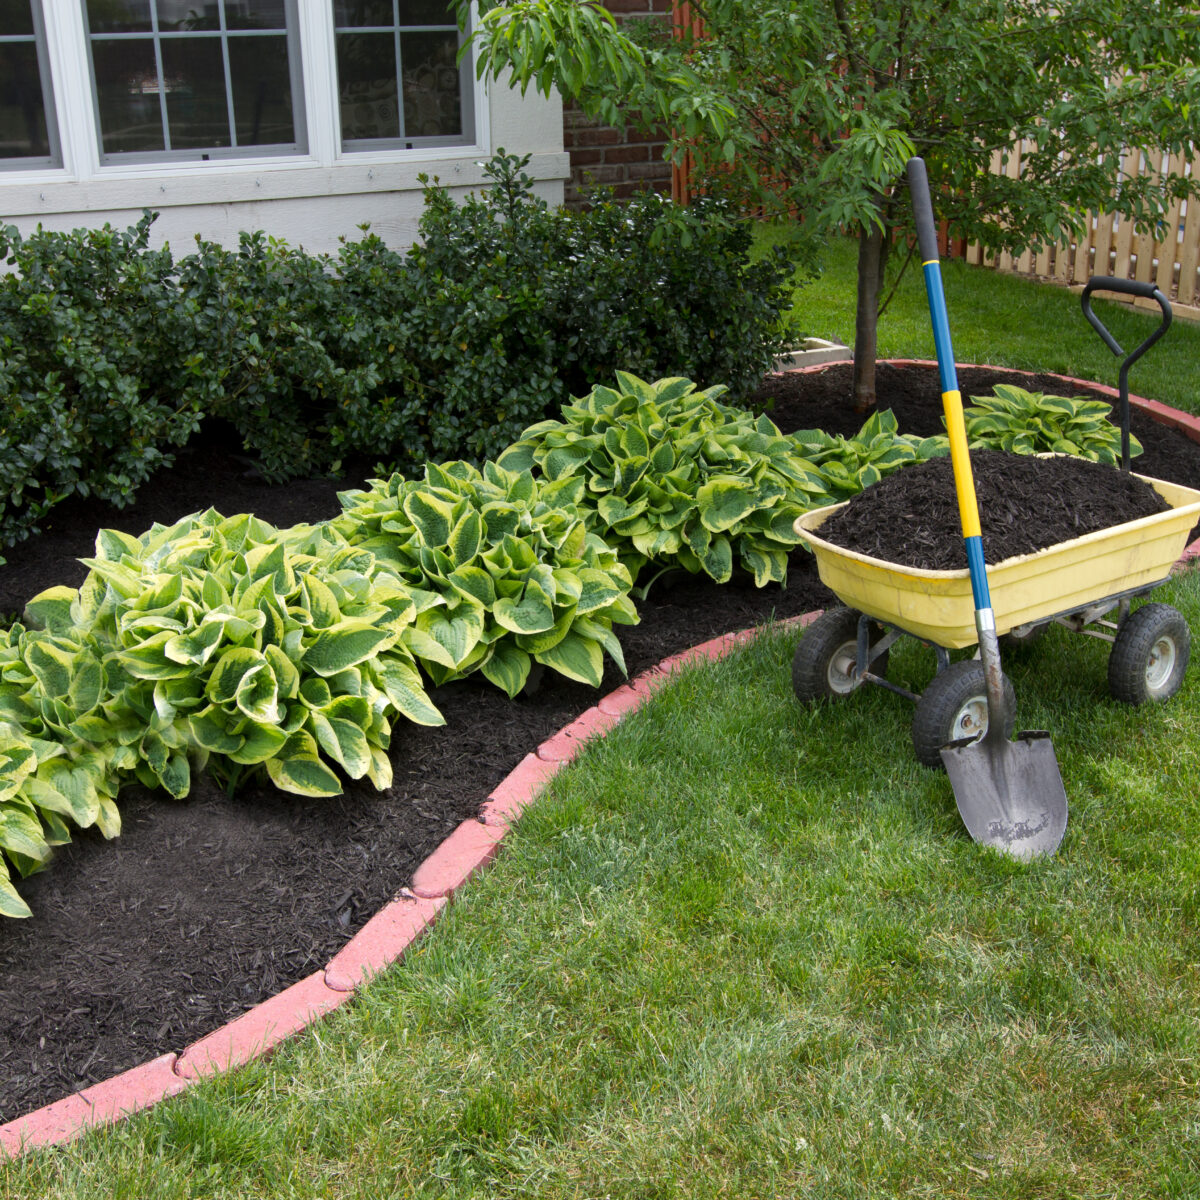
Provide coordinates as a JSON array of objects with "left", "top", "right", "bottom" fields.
[
  {"left": 1082, "top": 275, "right": 1160, "bottom": 302},
  {"left": 1080, "top": 274, "right": 1172, "bottom": 359},
  {"left": 906, "top": 158, "right": 939, "bottom": 262}
]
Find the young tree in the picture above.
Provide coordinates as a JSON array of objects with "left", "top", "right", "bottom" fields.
[{"left": 458, "top": 0, "right": 1200, "bottom": 411}]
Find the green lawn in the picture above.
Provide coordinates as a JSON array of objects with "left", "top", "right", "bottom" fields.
[
  {"left": 5, "top": 567, "right": 1200, "bottom": 1198},
  {"left": 769, "top": 233, "right": 1200, "bottom": 415}
]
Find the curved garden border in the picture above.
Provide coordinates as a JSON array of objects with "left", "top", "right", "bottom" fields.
[{"left": 3, "top": 362, "right": 1199, "bottom": 1158}]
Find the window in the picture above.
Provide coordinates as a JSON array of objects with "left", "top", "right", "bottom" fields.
[
  {"left": 0, "top": 0, "right": 58, "bottom": 167},
  {"left": 82, "top": 1, "right": 306, "bottom": 162},
  {"left": 333, "top": 1, "right": 473, "bottom": 150}
]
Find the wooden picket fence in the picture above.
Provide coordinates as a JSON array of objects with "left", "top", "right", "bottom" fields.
[{"left": 963, "top": 144, "right": 1200, "bottom": 320}]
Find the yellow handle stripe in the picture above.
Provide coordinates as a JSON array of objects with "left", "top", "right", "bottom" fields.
[{"left": 941, "top": 389, "right": 981, "bottom": 538}]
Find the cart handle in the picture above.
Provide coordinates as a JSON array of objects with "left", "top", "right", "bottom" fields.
[{"left": 1080, "top": 276, "right": 1172, "bottom": 472}]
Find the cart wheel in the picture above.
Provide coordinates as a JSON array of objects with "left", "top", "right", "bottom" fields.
[
  {"left": 792, "top": 607, "right": 889, "bottom": 702},
  {"left": 911, "top": 660, "right": 1016, "bottom": 769},
  {"left": 1108, "top": 603, "right": 1190, "bottom": 705}
]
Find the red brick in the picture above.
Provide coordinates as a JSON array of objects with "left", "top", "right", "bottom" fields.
[
  {"left": 324, "top": 894, "right": 446, "bottom": 992},
  {"left": 628, "top": 161, "right": 672, "bottom": 182},
  {"left": 174, "top": 973, "right": 351, "bottom": 1081},
  {"left": 603, "top": 145, "right": 650, "bottom": 165},
  {"left": 570, "top": 148, "right": 604, "bottom": 167},
  {"left": 576, "top": 127, "right": 622, "bottom": 147},
  {"left": 80, "top": 1053, "right": 190, "bottom": 1126},
  {"left": 410, "top": 819, "right": 505, "bottom": 899},
  {"left": 0, "top": 1094, "right": 92, "bottom": 1157}
]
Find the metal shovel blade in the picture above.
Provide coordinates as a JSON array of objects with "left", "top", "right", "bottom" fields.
[{"left": 941, "top": 730, "right": 1068, "bottom": 860}]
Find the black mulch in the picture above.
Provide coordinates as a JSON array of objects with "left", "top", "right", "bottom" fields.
[
  {"left": 817, "top": 450, "right": 1171, "bottom": 570},
  {"left": 2, "top": 361, "right": 1199, "bottom": 1123}
]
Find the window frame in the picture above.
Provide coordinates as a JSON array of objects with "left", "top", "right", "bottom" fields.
[
  {"left": 0, "top": 0, "right": 62, "bottom": 171},
  {"left": 333, "top": 2, "right": 476, "bottom": 153},
  {"left": 81, "top": 0, "right": 310, "bottom": 166}
]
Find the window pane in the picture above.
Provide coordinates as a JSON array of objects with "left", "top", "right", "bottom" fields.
[
  {"left": 228, "top": 35, "right": 294, "bottom": 145},
  {"left": 401, "top": 31, "right": 460, "bottom": 138},
  {"left": 0, "top": 42, "right": 49, "bottom": 157},
  {"left": 225, "top": 1, "right": 288, "bottom": 30},
  {"left": 0, "top": 0, "right": 34, "bottom": 37},
  {"left": 91, "top": 38, "right": 166, "bottom": 153},
  {"left": 86, "top": 1, "right": 153, "bottom": 34},
  {"left": 399, "top": 0, "right": 456, "bottom": 26},
  {"left": 334, "top": 1, "right": 395, "bottom": 27},
  {"left": 337, "top": 32, "right": 398, "bottom": 140},
  {"left": 155, "top": 0, "right": 218, "bottom": 31},
  {"left": 160, "top": 35, "right": 229, "bottom": 149}
]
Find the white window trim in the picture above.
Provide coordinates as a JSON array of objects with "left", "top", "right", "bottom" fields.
[{"left": 0, "top": 1, "right": 498, "bottom": 216}]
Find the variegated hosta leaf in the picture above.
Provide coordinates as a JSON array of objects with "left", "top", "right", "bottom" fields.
[
  {"left": 499, "top": 373, "right": 824, "bottom": 589},
  {"left": 335, "top": 460, "right": 636, "bottom": 695},
  {"left": 24, "top": 510, "right": 442, "bottom": 813}
]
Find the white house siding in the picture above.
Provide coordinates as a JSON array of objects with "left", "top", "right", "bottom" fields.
[{"left": 0, "top": 4, "right": 567, "bottom": 255}]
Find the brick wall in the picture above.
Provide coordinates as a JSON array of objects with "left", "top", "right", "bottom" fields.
[{"left": 562, "top": 0, "right": 675, "bottom": 208}]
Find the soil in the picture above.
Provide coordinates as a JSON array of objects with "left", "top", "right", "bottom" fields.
[
  {"left": 3, "top": 360, "right": 1200, "bottom": 1124},
  {"left": 816, "top": 450, "right": 1171, "bottom": 570}
]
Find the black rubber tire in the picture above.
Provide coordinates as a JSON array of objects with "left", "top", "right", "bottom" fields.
[
  {"left": 911, "top": 659, "right": 1017, "bottom": 769},
  {"left": 1107, "top": 602, "right": 1191, "bottom": 705},
  {"left": 792, "top": 607, "right": 889, "bottom": 702}
]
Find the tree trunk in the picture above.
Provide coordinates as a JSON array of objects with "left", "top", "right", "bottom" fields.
[{"left": 851, "top": 218, "right": 890, "bottom": 414}]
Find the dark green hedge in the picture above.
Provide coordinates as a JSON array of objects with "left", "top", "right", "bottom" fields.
[{"left": 0, "top": 153, "right": 794, "bottom": 555}]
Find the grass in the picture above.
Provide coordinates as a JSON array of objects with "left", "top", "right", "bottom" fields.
[
  {"left": 5, "top": 566, "right": 1200, "bottom": 1198},
  {"left": 767, "top": 232, "right": 1200, "bottom": 415}
]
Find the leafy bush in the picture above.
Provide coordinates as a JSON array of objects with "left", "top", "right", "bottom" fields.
[
  {"left": 498, "top": 373, "right": 822, "bottom": 588},
  {"left": 960, "top": 384, "right": 1141, "bottom": 464},
  {"left": 27, "top": 510, "right": 444, "bottom": 802},
  {"left": 0, "top": 624, "right": 123, "bottom": 918},
  {"left": 789, "top": 409, "right": 948, "bottom": 503},
  {"left": 334, "top": 460, "right": 638, "bottom": 696},
  {"left": 0, "top": 214, "right": 203, "bottom": 550},
  {"left": 372, "top": 152, "right": 794, "bottom": 472}
]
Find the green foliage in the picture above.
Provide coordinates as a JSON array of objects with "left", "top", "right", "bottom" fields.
[
  {"left": 0, "top": 213, "right": 203, "bottom": 550},
  {"left": 388, "top": 152, "right": 793, "bottom": 472},
  {"left": 28, "top": 510, "right": 444, "bottom": 804},
  {"left": 498, "top": 373, "right": 820, "bottom": 588},
  {"left": 463, "top": 0, "right": 1200, "bottom": 404},
  {"left": 960, "top": 384, "right": 1142, "bottom": 464},
  {"left": 0, "top": 154, "right": 792, "bottom": 531},
  {"left": 789, "top": 409, "right": 948, "bottom": 503},
  {"left": 0, "top": 625, "right": 123, "bottom": 918},
  {"left": 334, "top": 460, "right": 638, "bottom": 696}
]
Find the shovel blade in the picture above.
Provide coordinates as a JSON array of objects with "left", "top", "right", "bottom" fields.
[{"left": 940, "top": 730, "right": 1068, "bottom": 860}]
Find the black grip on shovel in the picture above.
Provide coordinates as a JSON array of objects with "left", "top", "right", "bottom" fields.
[{"left": 907, "top": 158, "right": 939, "bottom": 262}]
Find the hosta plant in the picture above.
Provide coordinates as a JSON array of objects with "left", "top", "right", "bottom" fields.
[
  {"left": 0, "top": 624, "right": 123, "bottom": 918},
  {"left": 334, "top": 460, "right": 638, "bottom": 697},
  {"left": 789, "top": 408, "right": 949, "bottom": 504},
  {"left": 497, "top": 373, "right": 826, "bottom": 588},
  {"left": 27, "top": 510, "right": 444, "bottom": 801},
  {"left": 961, "top": 384, "right": 1141, "bottom": 464}
]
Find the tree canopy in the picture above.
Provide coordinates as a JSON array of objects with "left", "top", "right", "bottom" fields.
[{"left": 460, "top": 0, "right": 1200, "bottom": 407}]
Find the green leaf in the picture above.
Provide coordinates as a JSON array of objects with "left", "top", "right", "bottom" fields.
[
  {"left": 479, "top": 642, "right": 532, "bottom": 698},
  {"left": 304, "top": 624, "right": 395, "bottom": 675},
  {"left": 535, "top": 631, "right": 604, "bottom": 688}
]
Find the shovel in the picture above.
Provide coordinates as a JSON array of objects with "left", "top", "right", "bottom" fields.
[{"left": 905, "top": 157, "right": 1068, "bottom": 860}]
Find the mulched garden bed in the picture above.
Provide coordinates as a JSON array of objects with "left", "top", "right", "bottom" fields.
[{"left": 2, "top": 360, "right": 1199, "bottom": 1124}]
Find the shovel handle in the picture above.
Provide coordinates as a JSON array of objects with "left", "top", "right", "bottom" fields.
[{"left": 905, "top": 158, "right": 990, "bottom": 613}]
